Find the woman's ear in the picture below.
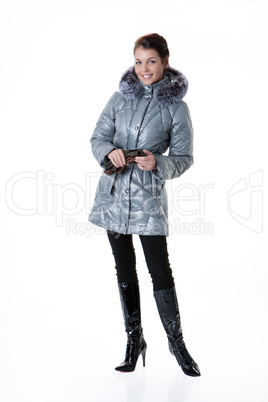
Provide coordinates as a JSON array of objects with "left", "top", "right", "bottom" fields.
[{"left": 163, "top": 57, "right": 169, "bottom": 69}]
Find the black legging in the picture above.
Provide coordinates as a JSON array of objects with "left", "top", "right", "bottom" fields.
[{"left": 107, "top": 230, "right": 175, "bottom": 291}]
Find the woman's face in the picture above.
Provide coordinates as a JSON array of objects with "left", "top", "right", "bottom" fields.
[{"left": 134, "top": 47, "right": 168, "bottom": 86}]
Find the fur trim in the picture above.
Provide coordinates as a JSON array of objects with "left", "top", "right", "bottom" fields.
[{"left": 119, "top": 66, "right": 188, "bottom": 105}]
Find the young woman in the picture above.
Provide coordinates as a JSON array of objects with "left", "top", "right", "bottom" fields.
[{"left": 88, "top": 33, "right": 201, "bottom": 377}]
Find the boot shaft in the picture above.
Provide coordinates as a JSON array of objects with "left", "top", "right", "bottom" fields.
[
  {"left": 153, "top": 286, "right": 183, "bottom": 343},
  {"left": 118, "top": 282, "right": 142, "bottom": 333}
]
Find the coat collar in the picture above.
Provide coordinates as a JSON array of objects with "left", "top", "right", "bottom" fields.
[{"left": 119, "top": 66, "right": 188, "bottom": 105}]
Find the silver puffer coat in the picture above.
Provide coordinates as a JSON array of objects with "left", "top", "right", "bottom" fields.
[{"left": 88, "top": 66, "right": 194, "bottom": 236}]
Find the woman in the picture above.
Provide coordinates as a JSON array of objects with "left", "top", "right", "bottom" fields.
[{"left": 88, "top": 33, "right": 201, "bottom": 377}]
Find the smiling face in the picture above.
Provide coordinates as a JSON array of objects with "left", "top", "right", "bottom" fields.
[{"left": 134, "top": 47, "right": 168, "bottom": 86}]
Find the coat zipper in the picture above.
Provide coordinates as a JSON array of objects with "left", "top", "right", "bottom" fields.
[{"left": 126, "top": 87, "right": 154, "bottom": 232}]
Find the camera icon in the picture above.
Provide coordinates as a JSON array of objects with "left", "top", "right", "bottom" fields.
[{"left": 227, "top": 170, "right": 263, "bottom": 233}]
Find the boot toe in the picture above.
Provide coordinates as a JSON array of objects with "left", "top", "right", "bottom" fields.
[
  {"left": 183, "top": 363, "right": 201, "bottom": 377},
  {"left": 115, "top": 363, "right": 135, "bottom": 372}
]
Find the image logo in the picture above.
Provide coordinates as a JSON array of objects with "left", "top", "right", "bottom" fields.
[{"left": 227, "top": 170, "right": 263, "bottom": 233}]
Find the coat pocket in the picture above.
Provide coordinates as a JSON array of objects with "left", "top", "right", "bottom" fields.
[
  {"left": 142, "top": 171, "right": 157, "bottom": 197},
  {"left": 151, "top": 174, "right": 168, "bottom": 219},
  {"left": 98, "top": 172, "right": 117, "bottom": 195},
  {"left": 151, "top": 172, "right": 156, "bottom": 197},
  {"left": 150, "top": 172, "right": 164, "bottom": 197}
]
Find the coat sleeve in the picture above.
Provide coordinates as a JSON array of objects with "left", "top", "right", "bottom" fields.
[
  {"left": 153, "top": 101, "right": 194, "bottom": 181},
  {"left": 90, "top": 92, "right": 122, "bottom": 167}
]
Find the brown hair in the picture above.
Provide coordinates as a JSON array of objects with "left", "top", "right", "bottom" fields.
[{"left": 134, "top": 33, "right": 170, "bottom": 62}]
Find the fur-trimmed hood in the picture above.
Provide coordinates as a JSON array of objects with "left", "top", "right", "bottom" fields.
[{"left": 119, "top": 66, "right": 188, "bottom": 105}]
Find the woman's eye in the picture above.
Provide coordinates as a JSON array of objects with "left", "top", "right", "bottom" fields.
[
  {"left": 149, "top": 61, "right": 156, "bottom": 64},
  {"left": 136, "top": 61, "right": 141, "bottom": 65}
]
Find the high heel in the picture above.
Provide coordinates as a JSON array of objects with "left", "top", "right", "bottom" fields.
[
  {"left": 115, "top": 336, "right": 147, "bottom": 372},
  {"left": 142, "top": 345, "right": 147, "bottom": 367},
  {"left": 115, "top": 282, "right": 147, "bottom": 373},
  {"left": 154, "top": 287, "right": 201, "bottom": 377}
]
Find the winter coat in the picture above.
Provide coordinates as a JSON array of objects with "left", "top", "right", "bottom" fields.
[{"left": 88, "top": 66, "right": 194, "bottom": 236}]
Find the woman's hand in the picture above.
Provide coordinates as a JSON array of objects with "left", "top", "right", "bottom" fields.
[
  {"left": 108, "top": 149, "right": 126, "bottom": 168},
  {"left": 135, "top": 150, "right": 156, "bottom": 171}
]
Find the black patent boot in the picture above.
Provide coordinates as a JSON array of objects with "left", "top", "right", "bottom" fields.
[
  {"left": 154, "top": 286, "right": 201, "bottom": 377},
  {"left": 115, "top": 282, "right": 147, "bottom": 372}
]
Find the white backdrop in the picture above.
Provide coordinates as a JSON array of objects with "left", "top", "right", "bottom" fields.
[{"left": 1, "top": 1, "right": 267, "bottom": 401}]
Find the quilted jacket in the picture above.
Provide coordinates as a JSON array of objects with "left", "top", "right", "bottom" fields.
[{"left": 88, "top": 66, "right": 194, "bottom": 236}]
